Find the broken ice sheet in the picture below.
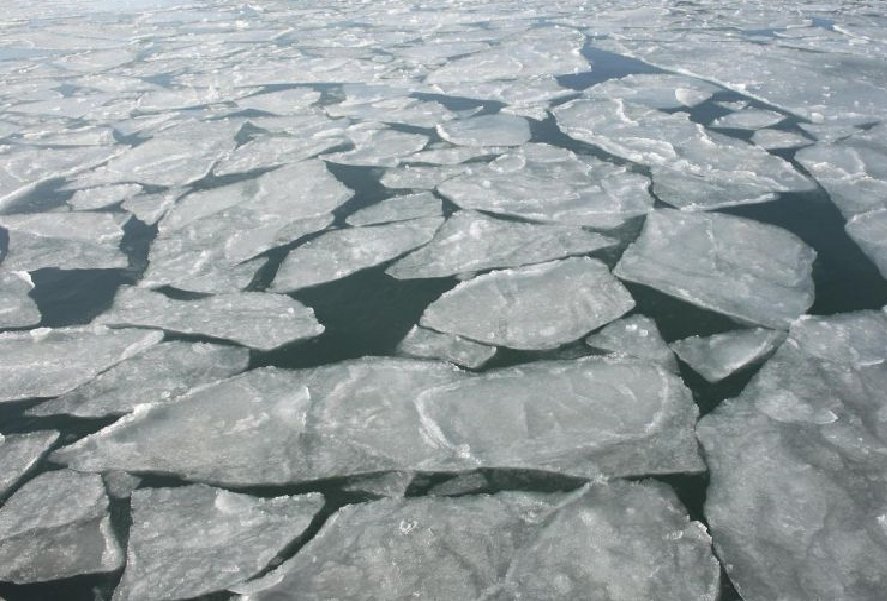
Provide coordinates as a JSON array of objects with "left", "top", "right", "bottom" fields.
[
  {"left": 437, "top": 143, "right": 654, "bottom": 228},
  {"left": 0, "top": 212, "right": 129, "bottom": 271},
  {"left": 430, "top": 76, "right": 572, "bottom": 120},
  {"left": 0, "top": 269, "right": 40, "bottom": 328},
  {"left": 614, "top": 209, "right": 815, "bottom": 328},
  {"left": 585, "top": 314, "right": 677, "bottom": 371},
  {"left": 697, "top": 310, "right": 887, "bottom": 601},
  {"left": 710, "top": 109, "right": 786, "bottom": 130},
  {"left": 97, "top": 287, "right": 323, "bottom": 351},
  {"left": 421, "top": 257, "right": 635, "bottom": 350},
  {"left": 398, "top": 325, "right": 495, "bottom": 369},
  {"left": 113, "top": 486, "right": 323, "bottom": 601},
  {"left": 0, "top": 326, "right": 161, "bottom": 403},
  {"left": 846, "top": 209, "right": 887, "bottom": 279},
  {"left": 581, "top": 73, "right": 720, "bottom": 110},
  {"left": 671, "top": 328, "right": 786, "bottom": 383},
  {"left": 240, "top": 481, "right": 719, "bottom": 601},
  {"left": 28, "top": 342, "right": 249, "bottom": 418},
  {"left": 0, "top": 470, "right": 122, "bottom": 584},
  {"left": 67, "top": 183, "right": 143, "bottom": 211},
  {"left": 325, "top": 95, "right": 454, "bottom": 129},
  {"left": 234, "top": 88, "right": 321, "bottom": 114},
  {"left": 380, "top": 164, "right": 469, "bottom": 190},
  {"left": 324, "top": 124, "right": 428, "bottom": 167},
  {"left": 0, "top": 431, "right": 58, "bottom": 499},
  {"left": 387, "top": 210, "right": 616, "bottom": 279},
  {"left": 345, "top": 192, "right": 441, "bottom": 226},
  {"left": 437, "top": 114, "right": 530, "bottom": 147},
  {"left": 553, "top": 99, "right": 814, "bottom": 209},
  {"left": 53, "top": 355, "right": 703, "bottom": 485},
  {"left": 751, "top": 129, "right": 812, "bottom": 150},
  {"left": 271, "top": 217, "right": 443, "bottom": 292}
]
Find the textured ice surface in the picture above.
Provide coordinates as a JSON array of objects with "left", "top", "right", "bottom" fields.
[
  {"left": 113, "top": 486, "right": 323, "bottom": 601},
  {"left": 697, "top": 310, "right": 887, "bottom": 601},
  {"left": 751, "top": 129, "right": 812, "bottom": 150},
  {"left": 614, "top": 210, "right": 815, "bottom": 328},
  {"left": 0, "top": 326, "right": 162, "bottom": 403},
  {"left": 437, "top": 144, "right": 654, "bottom": 228},
  {"left": 421, "top": 257, "right": 635, "bottom": 350},
  {"left": 243, "top": 481, "right": 719, "bottom": 601},
  {"left": 212, "top": 133, "right": 346, "bottom": 177},
  {"left": 387, "top": 210, "right": 616, "bottom": 279},
  {"left": 53, "top": 356, "right": 703, "bottom": 484},
  {"left": 553, "top": 99, "right": 814, "bottom": 209},
  {"left": 0, "top": 212, "right": 129, "bottom": 271},
  {"left": 271, "top": 217, "right": 443, "bottom": 291},
  {"left": 846, "top": 209, "right": 887, "bottom": 279},
  {"left": 345, "top": 192, "right": 441, "bottom": 226},
  {"left": 67, "top": 183, "right": 142, "bottom": 211},
  {"left": 97, "top": 288, "right": 323, "bottom": 351},
  {"left": 0, "top": 431, "right": 58, "bottom": 499},
  {"left": 398, "top": 325, "right": 495, "bottom": 368},
  {"left": 0, "top": 270, "right": 40, "bottom": 328},
  {"left": 585, "top": 314, "right": 677, "bottom": 371},
  {"left": 325, "top": 125, "right": 428, "bottom": 167},
  {"left": 711, "top": 109, "right": 785, "bottom": 130},
  {"left": 0, "top": 470, "right": 122, "bottom": 584},
  {"left": 28, "top": 342, "right": 249, "bottom": 417},
  {"left": 437, "top": 114, "right": 530, "bottom": 147},
  {"left": 582, "top": 73, "right": 720, "bottom": 110},
  {"left": 671, "top": 328, "right": 787, "bottom": 382}
]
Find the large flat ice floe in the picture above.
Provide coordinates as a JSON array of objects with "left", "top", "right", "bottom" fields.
[
  {"left": 614, "top": 210, "right": 816, "bottom": 328},
  {"left": 97, "top": 287, "right": 323, "bottom": 351},
  {"left": 0, "top": 470, "right": 122, "bottom": 584},
  {"left": 420, "top": 257, "right": 635, "bottom": 350},
  {"left": 240, "top": 481, "right": 720, "bottom": 601},
  {"left": 53, "top": 356, "right": 703, "bottom": 485},
  {"left": 697, "top": 309, "right": 887, "bottom": 601},
  {"left": 113, "top": 486, "right": 323, "bottom": 601},
  {"left": 0, "top": 431, "right": 58, "bottom": 499}
]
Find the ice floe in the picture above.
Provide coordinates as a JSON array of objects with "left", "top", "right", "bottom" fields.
[
  {"left": 671, "top": 328, "right": 787, "bottom": 382},
  {"left": 437, "top": 114, "right": 530, "bottom": 147},
  {"left": 711, "top": 109, "right": 785, "bottom": 130},
  {"left": 0, "top": 270, "right": 40, "bottom": 329},
  {"left": 345, "top": 192, "right": 442, "bottom": 226},
  {"left": 0, "top": 431, "right": 58, "bottom": 499},
  {"left": 585, "top": 314, "right": 677, "bottom": 371},
  {"left": 397, "top": 325, "right": 495, "bottom": 368}
]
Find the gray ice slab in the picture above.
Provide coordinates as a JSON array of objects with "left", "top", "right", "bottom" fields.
[
  {"left": 345, "top": 192, "right": 442, "bottom": 226},
  {"left": 421, "top": 257, "right": 635, "bottom": 350},
  {"left": 53, "top": 356, "right": 703, "bottom": 485},
  {"left": 212, "top": 130, "right": 347, "bottom": 177},
  {"left": 387, "top": 210, "right": 616, "bottom": 279},
  {"left": 0, "top": 270, "right": 40, "bottom": 328},
  {"left": 325, "top": 125, "right": 428, "bottom": 167},
  {"left": 0, "top": 431, "right": 58, "bottom": 499},
  {"left": 67, "top": 183, "right": 142, "bottom": 211},
  {"left": 342, "top": 472, "right": 415, "bottom": 498},
  {"left": 436, "top": 114, "right": 530, "bottom": 147},
  {"left": 711, "top": 109, "right": 785, "bottom": 130},
  {"left": 697, "top": 310, "right": 887, "bottom": 601},
  {"left": 437, "top": 143, "right": 654, "bottom": 228},
  {"left": 585, "top": 314, "right": 677, "bottom": 371},
  {"left": 0, "top": 326, "right": 162, "bottom": 403},
  {"left": 397, "top": 325, "right": 495, "bottom": 369},
  {"left": 614, "top": 210, "right": 815, "bottom": 328},
  {"left": 271, "top": 217, "right": 443, "bottom": 291},
  {"left": 121, "top": 190, "right": 180, "bottom": 226},
  {"left": 427, "top": 472, "right": 489, "bottom": 497},
  {"left": 241, "top": 481, "right": 719, "bottom": 601},
  {"left": 97, "top": 287, "right": 323, "bottom": 351},
  {"left": 671, "top": 328, "right": 787, "bottom": 382},
  {"left": 846, "top": 209, "right": 887, "bottom": 279},
  {"left": 0, "top": 470, "right": 122, "bottom": 584},
  {"left": 28, "top": 342, "right": 250, "bottom": 418},
  {"left": 112, "top": 486, "right": 323, "bottom": 601}
]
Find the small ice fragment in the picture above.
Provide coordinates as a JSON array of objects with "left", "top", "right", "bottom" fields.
[
  {"left": 398, "top": 325, "right": 495, "bottom": 369},
  {"left": 585, "top": 314, "right": 677, "bottom": 371},
  {"left": 671, "top": 328, "right": 787, "bottom": 382}
]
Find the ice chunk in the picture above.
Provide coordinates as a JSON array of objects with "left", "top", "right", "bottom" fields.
[
  {"left": 325, "top": 125, "right": 428, "bottom": 167},
  {"left": 325, "top": 95, "right": 454, "bottom": 129},
  {"left": 398, "top": 325, "right": 495, "bottom": 368},
  {"left": 846, "top": 209, "right": 887, "bottom": 279},
  {"left": 614, "top": 210, "right": 815, "bottom": 328},
  {"left": 0, "top": 470, "right": 122, "bottom": 584},
  {"left": 430, "top": 76, "right": 572, "bottom": 120},
  {"left": 67, "top": 183, "right": 142, "bottom": 211},
  {"left": 381, "top": 164, "right": 469, "bottom": 190},
  {"left": 28, "top": 342, "right": 249, "bottom": 418},
  {"left": 585, "top": 314, "right": 677, "bottom": 371},
  {"left": 437, "top": 114, "right": 530, "bottom": 147},
  {"left": 0, "top": 431, "right": 58, "bottom": 499},
  {"left": 97, "top": 288, "right": 323, "bottom": 351},
  {"left": 271, "top": 217, "right": 443, "bottom": 291},
  {"left": 235, "top": 89, "right": 321, "bottom": 114},
  {"left": 0, "top": 212, "right": 129, "bottom": 270},
  {"left": 387, "top": 210, "right": 616, "bottom": 279},
  {"left": 427, "top": 472, "right": 489, "bottom": 497},
  {"left": 53, "top": 356, "right": 703, "bottom": 485},
  {"left": 243, "top": 481, "right": 719, "bottom": 601},
  {"left": 112, "top": 486, "right": 323, "bottom": 601},
  {"left": 437, "top": 143, "right": 653, "bottom": 228},
  {"left": 0, "top": 326, "right": 162, "bottom": 403},
  {"left": 671, "top": 328, "right": 787, "bottom": 382},
  {"left": 583, "top": 73, "right": 720, "bottom": 109},
  {"left": 697, "top": 311, "right": 887, "bottom": 601},
  {"left": 400, "top": 145, "right": 505, "bottom": 166},
  {"left": 121, "top": 190, "right": 180, "bottom": 226},
  {"left": 345, "top": 192, "right": 442, "bottom": 226},
  {"left": 421, "top": 257, "right": 635, "bottom": 350},
  {"left": 711, "top": 109, "right": 785, "bottom": 130},
  {"left": 751, "top": 129, "right": 812, "bottom": 150},
  {"left": 212, "top": 129, "right": 347, "bottom": 177},
  {"left": 0, "top": 270, "right": 40, "bottom": 328},
  {"left": 102, "top": 471, "right": 140, "bottom": 500},
  {"left": 342, "top": 472, "right": 415, "bottom": 498}
]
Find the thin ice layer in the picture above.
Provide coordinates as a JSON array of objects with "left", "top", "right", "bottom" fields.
[
  {"left": 421, "top": 257, "right": 635, "bottom": 350},
  {"left": 271, "top": 217, "right": 443, "bottom": 291},
  {"left": 53, "top": 356, "right": 703, "bottom": 485},
  {"left": 614, "top": 210, "right": 815, "bottom": 328},
  {"left": 28, "top": 342, "right": 249, "bottom": 418},
  {"left": 0, "top": 431, "right": 59, "bottom": 499},
  {"left": 397, "top": 325, "right": 495, "bottom": 369},
  {"left": 697, "top": 310, "right": 887, "bottom": 601},
  {"left": 112, "top": 486, "right": 323, "bottom": 601},
  {"left": 0, "top": 270, "right": 40, "bottom": 328},
  {"left": 387, "top": 210, "right": 616, "bottom": 279},
  {"left": 0, "top": 326, "right": 162, "bottom": 403},
  {"left": 0, "top": 470, "right": 122, "bottom": 584},
  {"left": 671, "top": 328, "right": 786, "bottom": 382},
  {"left": 242, "top": 481, "right": 719, "bottom": 601},
  {"left": 585, "top": 314, "right": 677, "bottom": 371},
  {"left": 97, "top": 287, "right": 323, "bottom": 351}
]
